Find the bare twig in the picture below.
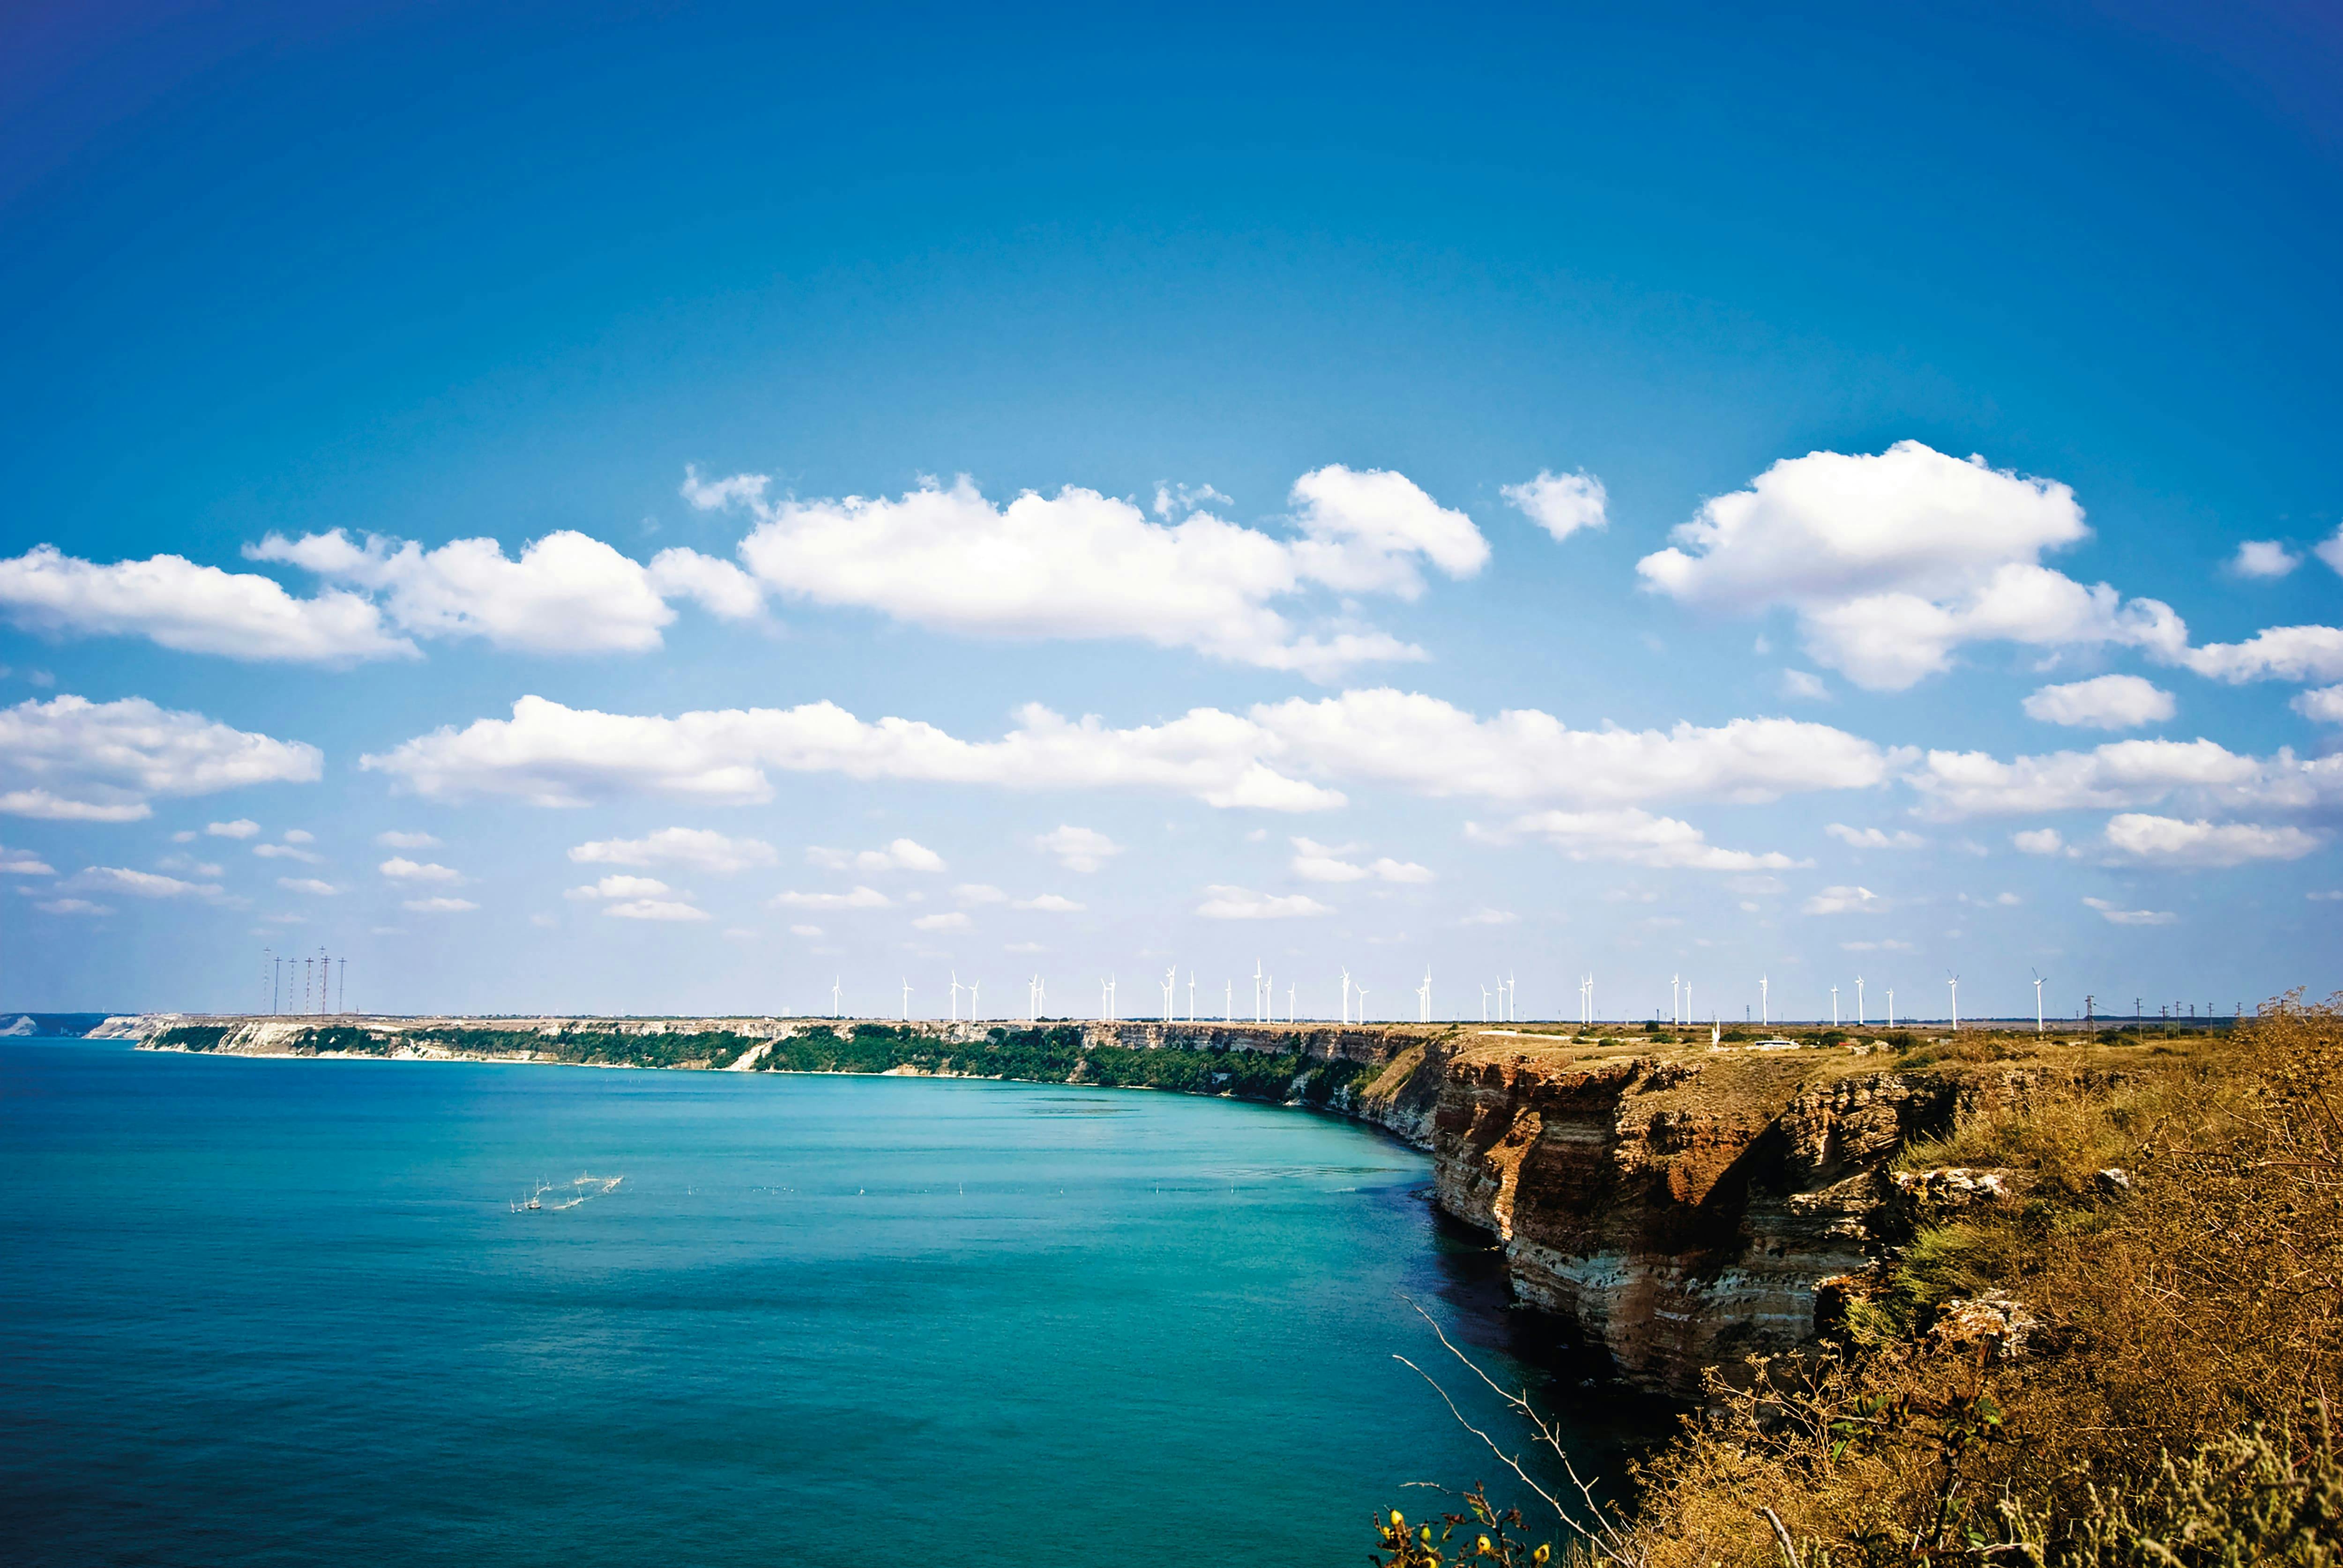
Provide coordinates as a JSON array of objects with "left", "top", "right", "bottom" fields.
[
  {"left": 1394, "top": 1298, "right": 1646, "bottom": 1564},
  {"left": 1761, "top": 1506, "right": 1801, "bottom": 1568}
]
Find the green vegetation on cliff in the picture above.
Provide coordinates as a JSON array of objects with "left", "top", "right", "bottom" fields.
[
  {"left": 224, "top": 1020, "right": 1373, "bottom": 1108},
  {"left": 755, "top": 1023, "right": 1371, "bottom": 1105}
]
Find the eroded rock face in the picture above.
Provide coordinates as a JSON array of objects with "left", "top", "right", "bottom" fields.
[{"left": 1376, "top": 1041, "right": 1973, "bottom": 1397}]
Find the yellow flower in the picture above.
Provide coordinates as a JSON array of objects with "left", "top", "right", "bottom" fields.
[
  {"left": 1477, "top": 1534, "right": 1494, "bottom": 1556},
  {"left": 1533, "top": 1546, "right": 1552, "bottom": 1563},
  {"left": 1392, "top": 1510, "right": 1406, "bottom": 1528}
]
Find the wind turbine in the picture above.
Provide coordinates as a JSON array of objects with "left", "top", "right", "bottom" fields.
[
  {"left": 1855, "top": 976, "right": 1865, "bottom": 1027},
  {"left": 1760, "top": 974, "right": 1769, "bottom": 1027},
  {"left": 1357, "top": 984, "right": 1369, "bottom": 1021},
  {"left": 1507, "top": 972, "right": 1516, "bottom": 1022},
  {"left": 1340, "top": 967, "right": 1352, "bottom": 1026},
  {"left": 1671, "top": 973, "right": 1680, "bottom": 1026},
  {"left": 1286, "top": 981, "right": 1295, "bottom": 1022},
  {"left": 1480, "top": 983, "right": 1491, "bottom": 1023},
  {"left": 1162, "top": 966, "right": 1176, "bottom": 1022},
  {"left": 950, "top": 970, "right": 961, "bottom": 1024},
  {"left": 1831, "top": 985, "right": 1840, "bottom": 1026},
  {"left": 901, "top": 978, "right": 910, "bottom": 1021},
  {"left": 1225, "top": 978, "right": 1233, "bottom": 1023},
  {"left": 1418, "top": 968, "right": 1432, "bottom": 1023},
  {"left": 1028, "top": 973, "right": 1040, "bottom": 1022},
  {"left": 1685, "top": 980, "right": 1693, "bottom": 1026},
  {"left": 969, "top": 979, "right": 980, "bottom": 1020},
  {"left": 1948, "top": 972, "right": 1960, "bottom": 1031},
  {"left": 1187, "top": 971, "right": 1195, "bottom": 1022},
  {"left": 832, "top": 975, "right": 842, "bottom": 1019},
  {"left": 1887, "top": 984, "right": 1895, "bottom": 1028},
  {"left": 2032, "top": 969, "right": 2047, "bottom": 1035},
  {"left": 1254, "top": 959, "right": 1265, "bottom": 1022}
]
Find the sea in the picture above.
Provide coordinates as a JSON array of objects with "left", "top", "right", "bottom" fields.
[{"left": 0, "top": 1033, "right": 1636, "bottom": 1566}]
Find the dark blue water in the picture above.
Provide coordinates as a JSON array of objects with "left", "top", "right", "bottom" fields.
[{"left": 0, "top": 1040, "right": 1615, "bottom": 1566}]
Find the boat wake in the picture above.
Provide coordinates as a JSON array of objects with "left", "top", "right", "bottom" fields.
[{"left": 510, "top": 1173, "right": 624, "bottom": 1213}]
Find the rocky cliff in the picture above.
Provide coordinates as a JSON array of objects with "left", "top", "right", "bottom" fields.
[{"left": 1355, "top": 1033, "right": 2030, "bottom": 1397}]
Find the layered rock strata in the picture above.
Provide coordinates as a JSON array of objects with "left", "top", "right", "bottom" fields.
[{"left": 1369, "top": 1035, "right": 2031, "bottom": 1396}]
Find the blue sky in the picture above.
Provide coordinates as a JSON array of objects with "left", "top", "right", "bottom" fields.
[{"left": 2, "top": 0, "right": 2338, "bottom": 1021}]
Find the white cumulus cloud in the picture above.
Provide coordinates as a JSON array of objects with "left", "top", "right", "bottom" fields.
[
  {"left": 375, "top": 829, "right": 440, "bottom": 848},
  {"left": 1194, "top": 885, "right": 1331, "bottom": 919},
  {"left": 1031, "top": 825, "right": 1122, "bottom": 873},
  {"left": 248, "top": 528, "right": 754, "bottom": 654},
  {"left": 1289, "top": 837, "right": 1434, "bottom": 883},
  {"left": 2084, "top": 896, "right": 2175, "bottom": 927},
  {"left": 2100, "top": 814, "right": 2321, "bottom": 866},
  {"left": 2022, "top": 674, "right": 2175, "bottom": 730},
  {"left": 1500, "top": 469, "right": 1608, "bottom": 541},
  {"left": 2319, "top": 526, "right": 2343, "bottom": 577},
  {"left": 276, "top": 877, "right": 340, "bottom": 896},
  {"left": 568, "top": 826, "right": 776, "bottom": 874},
  {"left": 0, "top": 844, "right": 55, "bottom": 875},
  {"left": 693, "top": 465, "right": 1482, "bottom": 680},
  {"left": 1802, "top": 884, "right": 1884, "bottom": 915},
  {"left": 2013, "top": 828, "right": 2068, "bottom": 855},
  {"left": 1635, "top": 442, "right": 2186, "bottom": 690},
  {"left": 806, "top": 837, "right": 945, "bottom": 873},
  {"left": 0, "top": 545, "right": 415, "bottom": 663},
  {"left": 1494, "top": 809, "right": 1806, "bottom": 871},
  {"left": 567, "top": 875, "right": 672, "bottom": 900},
  {"left": 2296, "top": 686, "right": 2343, "bottom": 724},
  {"left": 403, "top": 896, "right": 477, "bottom": 913},
  {"left": 0, "top": 697, "right": 319, "bottom": 824},
  {"left": 911, "top": 911, "right": 970, "bottom": 931},
  {"left": 604, "top": 898, "right": 711, "bottom": 921},
  {"left": 71, "top": 865, "right": 221, "bottom": 899},
  {"left": 2182, "top": 624, "right": 2343, "bottom": 684},
  {"left": 359, "top": 690, "right": 1901, "bottom": 818},
  {"left": 1904, "top": 737, "right": 2329, "bottom": 819},
  {"left": 2230, "top": 540, "right": 2300, "bottom": 579},
  {"left": 1010, "top": 893, "right": 1085, "bottom": 912},
  {"left": 208, "top": 819, "right": 261, "bottom": 838},
  {"left": 768, "top": 886, "right": 893, "bottom": 910},
  {"left": 1825, "top": 824, "right": 1926, "bottom": 850},
  {"left": 642, "top": 548, "right": 766, "bottom": 622},
  {"left": 380, "top": 857, "right": 463, "bottom": 883}
]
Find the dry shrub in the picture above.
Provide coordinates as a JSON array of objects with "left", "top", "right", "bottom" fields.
[{"left": 1619, "top": 993, "right": 2343, "bottom": 1565}]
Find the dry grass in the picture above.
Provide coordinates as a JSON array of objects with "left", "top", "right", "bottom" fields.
[{"left": 1613, "top": 994, "right": 2343, "bottom": 1565}]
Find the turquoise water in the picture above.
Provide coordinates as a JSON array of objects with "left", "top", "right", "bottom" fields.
[{"left": 0, "top": 1039, "right": 1619, "bottom": 1566}]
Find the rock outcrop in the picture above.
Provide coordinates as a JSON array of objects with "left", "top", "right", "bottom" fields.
[{"left": 1366, "top": 1034, "right": 2016, "bottom": 1397}]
